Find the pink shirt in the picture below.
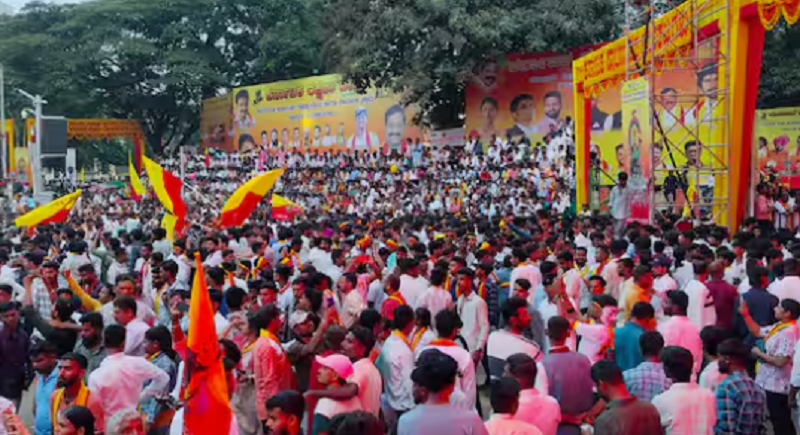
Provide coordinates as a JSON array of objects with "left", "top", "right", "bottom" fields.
[
  {"left": 485, "top": 414, "right": 543, "bottom": 435},
  {"left": 253, "top": 335, "right": 294, "bottom": 420}
]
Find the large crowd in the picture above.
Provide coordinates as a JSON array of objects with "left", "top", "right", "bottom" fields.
[{"left": 0, "top": 125, "right": 799, "bottom": 435}]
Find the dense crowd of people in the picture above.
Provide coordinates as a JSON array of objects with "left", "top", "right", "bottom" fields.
[{"left": 1, "top": 127, "right": 800, "bottom": 435}]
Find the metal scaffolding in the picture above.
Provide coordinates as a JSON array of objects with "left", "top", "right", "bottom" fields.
[{"left": 624, "top": 0, "right": 732, "bottom": 225}]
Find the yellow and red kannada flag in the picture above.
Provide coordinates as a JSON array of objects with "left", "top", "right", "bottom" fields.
[
  {"left": 271, "top": 194, "right": 303, "bottom": 221},
  {"left": 129, "top": 153, "right": 146, "bottom": 201},
  {"left": 218, "top": 168, "right": 285, "bottom": 228},
  {"left": 184, "top": 253, "right": 232, "bottom": 435},
  {"left": 143, "top": 156, "right": 186, "bottom": 219},
  {"left": 15, "top": 190, "right": 82, "bottom": 233},
  {"left": 161, "top": 213, "right": 179, "bottom": 242}
]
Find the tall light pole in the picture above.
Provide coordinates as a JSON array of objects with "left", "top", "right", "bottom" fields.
[
  {"left": 1, "top": 64, "right": 6, "bottom": 180},
  {"left": 17, "top": 88, "right": 46, "bottom": 198}
]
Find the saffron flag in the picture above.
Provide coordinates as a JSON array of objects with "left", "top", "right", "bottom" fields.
[
  {"left": 15, "top": 190, "right": 82, "bottom": 232},
  {"left": 184, "top": 254, "right": 233, "bottom": 435},
  {"left": 129, "top": 153, "right": 146, "bottom": 201},
  {"left": 219, "top": 168, "right": 285, "bottom": 228},
  {"left": 271, "top": 194, "right": 303, "bottom": 221},
  {"left": 79, "top": 168, "right": 85, "bottom": 183},
  {"left": 143, "top": 156, "right": 186, "bottom": 219}
]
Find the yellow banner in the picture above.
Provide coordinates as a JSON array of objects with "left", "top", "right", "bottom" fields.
[
  {"left": 574, "top": 0, "right": 723, "bottom": 96},
  {"left": 755, "top": 106, "right": 800, "bottom": 188},
  {"left": 231, "top": 74, "right": 422, "bottom": 154},
  {"left": 622, "top": 77, "right": 652, "bottom": 222},
  {"left": 201, "top": 95, "right": 234, "bottom": 152},
  {"left": 66, "top": 119, "right": 142, "bottom": 140}
]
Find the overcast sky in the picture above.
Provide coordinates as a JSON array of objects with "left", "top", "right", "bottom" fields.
[{"left": 3, "top": 0, "right": 88, "bottom": 11}]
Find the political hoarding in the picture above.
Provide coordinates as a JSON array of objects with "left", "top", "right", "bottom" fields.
[
  {"left": 621, "top": 77, "right": 652, "bottom": 223},
  {"left": 465, "top": 48, "right": 598, "bottom": 146},
  {"left": 754, "top": 106, "right": 800, "bottom": 189},
  {"left": 228, "top": 74, "right": 422, "bottom": 155},
  {"left": 200, "top": 95, "right": 234, "bottom": 152},
  {"left": 590, "top": 39, "right": 722, "bottom": 189}
]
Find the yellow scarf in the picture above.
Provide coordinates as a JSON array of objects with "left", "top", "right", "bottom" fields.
[
  {"left": 392, "top": 330, "right": 411, "bottom": 349},
  {"left": 52, "top": 383, "right": 90, "bottom": 431},
  {"left": 765, "top": 320, "right": 797, "bottom": 342},
  {"left": 410, "top": 327, "right": 428, "bottom": 350}
]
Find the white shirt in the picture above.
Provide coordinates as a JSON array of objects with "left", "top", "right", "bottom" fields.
[
  {"left": 415, "top": 286, "right": 453, "bottom": 329},
  {"left": 658, "top": 316, "right": 703, "bottom": 375},
  {"left": 214, "top": 312, "right": 230, "bottom": 337},
  {"left": 106, "top": 261, "right": 130, "bottom": 286},
  {"left": 698, "top": 360, "right": 727, "bottom": 393},
  {"left": 379, "top": 332, "right": 415, "bottom": 411},
  {"left": 673, "top": 262, "right": 694, "bottom": 291},
  {"left": 349, "top": 358, "right": 382, "bottom": 418},
  {"left": 510, "top": 263, "right": 542, "bottom": 293},
  {"left": 684, "top": 279, "right": 717, "bottom": 330},
  {"left": 653, "top": 274, "right": 678, "bottom": 297},
  {"left": 485, "top": 414, "right": 543, "bottom": 435},
  {"left": 418, "top": 342, "right": 477, "bottom": 411},
  {"left": 0, "top": 396, "right": 15, "bottom": 435},
  {"left": 575, "top": 322, "right": 612, "bottom": 365},
  {"left": 203, "top": 250, "right": 223, "bottom": 268},
  {"left": 340, "top": 290, "right": 366, "bottom": 328},
  {"left": 651, "top": 383, "right": 716, "bottom": 435},
  {"left": 609, "top": 185, "right": 632, "bottom": 220},
  {"left": 456, "top": 292, "right": 490, "bottom": 353},
  {"left": 399, "top": 274, "right": 429, "bottom": 308},
  {"left": 88, "top": 352, "right": 170, "bottom": 424},
  {"left": 772, "top": 276, "right": 800, "bottom": 302},
  {"left": 514, "top": 388, "right": 560, "bottom": 435},
  {"left": 308, "top": 248, "right": 334, "bottom": 272}
]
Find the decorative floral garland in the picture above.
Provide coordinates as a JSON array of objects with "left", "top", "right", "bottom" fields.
[{"left": 757, "top": 0, "right": 800, "bottom": 30}]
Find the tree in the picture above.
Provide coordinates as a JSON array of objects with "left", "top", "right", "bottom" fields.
[
  {"left": 0, "top": 0, "right": 325, "bottom": 157},
  {"left": 758, "top": 22, "right": 800, "bottom": 108},
  {"left": 321, "top": 0, "right": 620, "bottom": 128}
]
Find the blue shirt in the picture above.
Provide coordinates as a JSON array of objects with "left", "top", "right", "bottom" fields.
[
  {"left": 34, "top": 369, "right": 58, "bottom": 435},
  {"left": 714, "top": 371, "right": 768, "bottom": 435},
  {"left": 614, "top": 322, "right": 646, "bottom": 372}
]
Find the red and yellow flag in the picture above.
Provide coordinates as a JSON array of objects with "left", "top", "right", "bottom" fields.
[
  {"left": 143, "top": 156, "right": 186, "bottom": 219},
  {"left": 161, "top": 213, "right": 179, "bottom": 242},
  {"left": 271, "top": 194, "right": 303, "bottom": 221},
  {"left": 218, "top": 168, "right": 284, "bottom": 228},
  {"left": 184, "top": 254, "right": 233, "bottom": 435},
  {"left": 129, "top": 153, "right": 146, "bottom": 201},
  {"left": 15, "top": 190, "right": 82, "bottom": 233}
]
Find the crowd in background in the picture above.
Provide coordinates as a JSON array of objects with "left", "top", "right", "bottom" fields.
[{"left": 1, "top": 120, "right": 800, "bottom": 435}]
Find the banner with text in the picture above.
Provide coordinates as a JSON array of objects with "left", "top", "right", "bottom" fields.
[
  {"left": 230, "top": 74, "right": 421, "bottom": 155},
  {"left": 622, "top": 77, "right": 652, "bottom": 222},
  {"left": 755, "top": 106, "right": 800, "bottom": 189},
  {"left": 465, "top": 49, "right": 596, "bottom": 145}
]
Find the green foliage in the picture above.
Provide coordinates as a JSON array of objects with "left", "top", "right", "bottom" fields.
[
  {"left": 758, "top": 22, "right": 800, "bottom": 108},
  {"left": 321, "top": 0, "right": 620, "bottom": 128},
  {"left": 0, "top": 0, "right": 324, "bottom": 158}
]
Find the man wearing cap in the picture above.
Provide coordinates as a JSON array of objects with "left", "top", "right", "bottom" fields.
[{"left": 311, "top": 354, "right": 363, "bottom": 435}]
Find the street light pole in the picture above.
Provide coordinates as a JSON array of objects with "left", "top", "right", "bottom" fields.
[
  {"left": 17, "top": 89, "right": 47, "bottom": 198},
  {"left": 1, "top": 64, "right": 6, "bottom": 180}
]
